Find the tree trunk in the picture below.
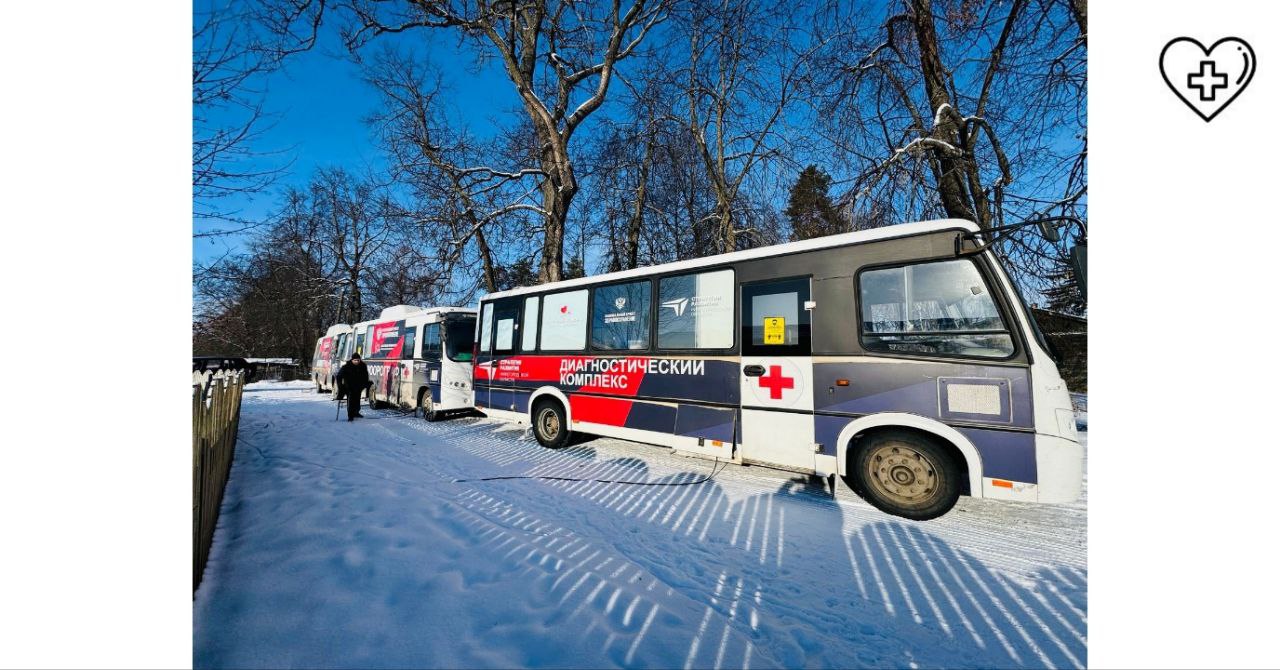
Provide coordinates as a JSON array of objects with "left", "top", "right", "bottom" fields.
[
  {"left": 1069, "top": 0, "right": 1086, "bottom": 38},
  {"left": 909, "top": 0, "right": 976, "bottom": 223},
  {"left": 345, "top": 280, "right": 362, "bottom": 324},
  {"left": 719, "top": 201, "right": 736, "bottom": 253},
  {"left": 474, "top": 223, "right": 499, "bottom": 293},
  {"left": 624, "top": 139, "right": 654, "bottom": 269},
  {"left": 537, "top": 170, "right": 571, "bottom": 284}
]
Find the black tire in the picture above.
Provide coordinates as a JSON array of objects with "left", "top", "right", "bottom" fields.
[
  {"left": 849, "top": 430, "right": 961, "bottom": 521},
  {"left": 531, "top": 399, "right": 571, "bottom": 449},
  {"left": 418, "top": 388, "right": 437, "bottom": 422}
]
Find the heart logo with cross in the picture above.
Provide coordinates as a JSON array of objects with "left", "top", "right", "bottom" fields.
[{"left": 1160, "top": 37, "right": 1256, "bottom": 122}]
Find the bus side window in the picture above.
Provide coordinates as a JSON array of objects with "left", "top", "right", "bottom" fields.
[
  {"left": 592, "top": 280, "right": 652, "bottom": 350},
  {"left": 402, "top": 326, "right": 417, "bottom": 359},
  {"left": 540, "top": 289, "right": 588, "bottom": 351},
  {"left": 858, "top": 259, "right": 1014, "bottom": 359},
  {"left": 479, "top": 303, "right": 494, "bottom": 354},
  {"left": 355, "top": 333, "right": 365, "bottom": 356},
  {"left": 522, "top": 296, "right": 540, "bottom": 351},
  {"left": 493, "top": 300, "right": 520, "bottom": 353},
  {"left": 657, "top": 269, "right": 734, "bottom": 349},
  {"left": 424, "top": 323, "right": 441, "bottom": 358}
]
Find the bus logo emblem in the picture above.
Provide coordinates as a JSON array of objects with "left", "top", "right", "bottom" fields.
[{"left": 662, "top": 297, "right": 690, "bottom": 316}]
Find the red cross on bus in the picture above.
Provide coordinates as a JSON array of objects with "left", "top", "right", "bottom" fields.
[{"left": 758, "top": 365, "right": 795, "bottom": 400}]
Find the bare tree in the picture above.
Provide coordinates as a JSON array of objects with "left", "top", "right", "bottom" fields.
[
  {"left": 673, "top": 0, "right": 816, "bottom": 253},
  {"left": 816, "top": 0, "right": 1086, "bottom": 296},
  {"left": 365, "top": 52, "right": 544, "bottom": 296},
  {"left": 193, "top": 0, "right": 287, "bottom": 235},
  {"left": 258, "top": 0, "right": 669, "bottom": 282}
]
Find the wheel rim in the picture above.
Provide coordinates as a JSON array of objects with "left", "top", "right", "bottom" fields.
[
  {"left": 866, "top": 442, "right": 940, "bottom": 506},
  {"left": 537, "top": 408, "right": 560, "bottom": 440}
]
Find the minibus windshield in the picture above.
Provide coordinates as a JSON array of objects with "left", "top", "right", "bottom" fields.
[{"left": 445, "top": 317, "right": 476, "bottom": 361}]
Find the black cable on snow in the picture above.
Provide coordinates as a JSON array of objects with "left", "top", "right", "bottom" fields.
[{"left": 453, "top": 457, "right": 726, "bottom": 487}]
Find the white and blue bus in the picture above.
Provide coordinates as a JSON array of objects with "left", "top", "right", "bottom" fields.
[
  {"left": 343, "top": 305, "right": 478, "bottom": 419},
  {"left": 473, "top": 219, "right": 1083, "bottom": 520},
  {"left": 312, "top": 323, "right": 353, "bottom": 393}
]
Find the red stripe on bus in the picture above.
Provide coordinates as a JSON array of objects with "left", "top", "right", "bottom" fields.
[{"left": 569, "top": 394, "right": 634, "bottom": 427}]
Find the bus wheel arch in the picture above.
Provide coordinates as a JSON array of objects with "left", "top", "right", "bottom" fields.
[
  {"left": 528, "top": 388, "right": 572, "bottom": 449},
  {"left": 417, "top": 386, "right": 436, "bottom": 421},
  {"left": 835, "top": 414, "right": 983, "bottom": 500}
]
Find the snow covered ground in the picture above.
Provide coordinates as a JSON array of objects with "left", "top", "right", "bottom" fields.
[{"left": 194, "top": 380, "right": 1086, "bottom": 669}]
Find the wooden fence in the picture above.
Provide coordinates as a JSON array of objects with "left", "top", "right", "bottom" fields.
[{"left": 192, "top": 369, "right": 246, "bottom": 593}]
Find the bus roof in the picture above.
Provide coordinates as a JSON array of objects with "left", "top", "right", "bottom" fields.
[
  {"left": 480, "top": 218, "right": 978, "bottom": 301},
  {"left": 324, "top": 324, "right": 353, "bottom": 337},
  {"left": 351, "top": 306, "right": 477, "bottom": 329}
]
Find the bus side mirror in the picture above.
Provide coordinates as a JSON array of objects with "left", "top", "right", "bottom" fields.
[
  {"left": 1038, "top": 220, "right": 1061, "bottom": 243},
  {"left": 1070, "top": 243, "right": 1087, "bottom": 301}
]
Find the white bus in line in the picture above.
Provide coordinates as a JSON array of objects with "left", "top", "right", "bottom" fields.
[
  {"left": 311, "top": 323, "right": 353, "bottom": 393},
  {"left": 473, "top": 218, "right": 1085, "bottom": 520},
  {"left": 336, "top": 305, "right": 479, "bottom": 419}
]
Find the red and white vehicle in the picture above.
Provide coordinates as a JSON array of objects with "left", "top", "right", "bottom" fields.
[
  {"left": 311, "top": 323, "right": 352, "bottom": 393},
  {"left": 344, "top": 305, "right": 478, "bottom": 419}
]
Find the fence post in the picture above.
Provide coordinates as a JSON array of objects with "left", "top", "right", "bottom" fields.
[{"left": 193, "top": 369, "right": 245, "bottom": 594}]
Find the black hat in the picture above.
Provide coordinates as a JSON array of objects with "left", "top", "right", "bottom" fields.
[{"left": 351, "top": 353, "right": 361, "bottom": 360}]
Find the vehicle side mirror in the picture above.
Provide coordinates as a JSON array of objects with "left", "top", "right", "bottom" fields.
[{"left": 1070, "top": 243, "right": 1087, "bottom": 301}]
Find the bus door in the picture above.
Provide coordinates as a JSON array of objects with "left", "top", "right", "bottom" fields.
[
  {"left": 739, "top": 277, "right": 817, "bottom": 470},
  {"left": 482, "top": 298, "right": 522, "bottom": 411},
  {"left": 440, "top": 315, "right": 477, "bottom": 410}
]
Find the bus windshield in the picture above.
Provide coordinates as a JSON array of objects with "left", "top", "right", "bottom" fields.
[{"left": 445, "top": 317, "right": 476, "bottom": 361}]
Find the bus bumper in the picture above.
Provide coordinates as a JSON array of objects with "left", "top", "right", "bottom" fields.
[{"left": 1035, "top": 433, "right": 1084, "bottom": 504}]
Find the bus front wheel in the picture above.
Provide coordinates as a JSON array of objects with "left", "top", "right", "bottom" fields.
[
  {"left": 851, "top": 430, "right": 961, "bottom": 521},
  {"left": 418, "top": 388, "right": 437, "bottom": 422},
  {"left": 532, "top": 400, "right": 571, "bottom": 449}
]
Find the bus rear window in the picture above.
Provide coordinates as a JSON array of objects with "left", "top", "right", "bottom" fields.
[
  {"left": 445, "top": 318, "right": 476, "bottom": 361},
  {"left": 859, "top": 259, "right": 1014, "bottom": 359}
]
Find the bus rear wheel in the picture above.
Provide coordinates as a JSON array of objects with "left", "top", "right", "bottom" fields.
[
  {"left": 852, "top": 430, "right": 961, "bottom": 521},
  {"left": 418, "top": 388, "right": 437, "bottom": 422},
  {"left": 532, "top": 400, "right": 570, "bottom": 449}
]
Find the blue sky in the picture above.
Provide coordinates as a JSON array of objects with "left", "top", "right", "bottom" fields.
[{"left": 193, "top": 18, "right": 518, "bottom": 265}]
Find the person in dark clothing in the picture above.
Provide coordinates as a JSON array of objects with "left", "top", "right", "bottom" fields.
[{"left": 335, "top": 353, "right": 370, "bottom": 421}]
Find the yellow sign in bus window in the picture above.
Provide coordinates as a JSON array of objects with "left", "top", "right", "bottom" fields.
[{"left": 763, "top": 316, "right": 786, "bottom": 344}]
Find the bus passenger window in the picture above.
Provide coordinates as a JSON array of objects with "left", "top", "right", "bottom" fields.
[
  {"left": 657, "top": 270, "right": 734, "bottom": 349},
  {"left": 751, "top": 292, "right": 799, "bottom": 346},
  {"left": 859, "top": 259, "right": 1014, "bottom": 358},
  {"left": 522, "top": 296, "right": 540, "bottom": 351},
  {"left": 540, "top": 289, "right": 588, "bottom": 351},
  {"left": 402, "top": 326, "right": 417, "bottom": 359},
  {"left": 495, "top": 317, "right": 515, "bottom": 351},
  {"left": 592, "top": 281, "right": 651, "bottom": 350},
  {"left": 479, "top": 303, "right": 494, "bottom": 352},
  {"left": 424, "top": 323, "right": 441, "bottom": 356}
]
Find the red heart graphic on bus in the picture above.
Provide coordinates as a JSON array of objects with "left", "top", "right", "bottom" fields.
[{"left": 560, "top": 305, "right": 568, "bottom": 314}]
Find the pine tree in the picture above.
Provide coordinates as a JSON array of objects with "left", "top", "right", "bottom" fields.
[
  {"left": 495, "top": 257, "right": 537, "bottom": 291},
  {"left": 786, "top": 165, "right": 846, "bottom": 241},
  {"left": 1043, "top": 235, "right": 1086, "bottom": 315}
]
